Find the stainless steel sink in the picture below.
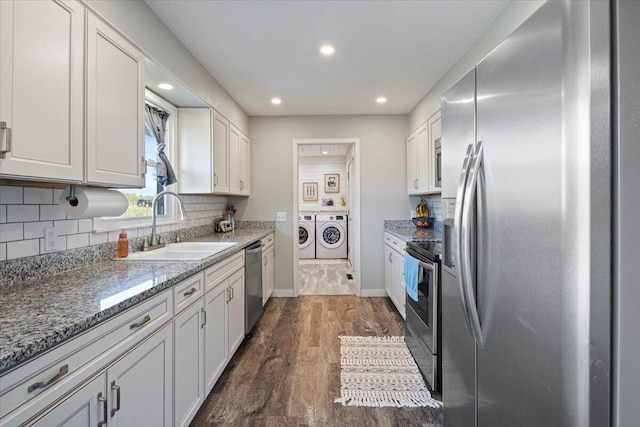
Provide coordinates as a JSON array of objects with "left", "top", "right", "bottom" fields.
[{"left": 115, "top": 241, "right": 237, "bottom": 261}]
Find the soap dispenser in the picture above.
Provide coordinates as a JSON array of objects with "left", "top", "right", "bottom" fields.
[{"left": 117, "top": 229, "right": 128, "bottom": 258}]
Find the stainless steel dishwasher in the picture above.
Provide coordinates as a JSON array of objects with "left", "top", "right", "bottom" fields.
[{"left": 245, "top": 241, "right": 263, "bottom": 334}]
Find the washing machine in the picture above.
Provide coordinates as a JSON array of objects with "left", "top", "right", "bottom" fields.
[
  {"left": 315, "top": 214, "right": 348, "bottom": 259},
  {"left": 298, "top": 215, "right": 316, "bottom": 259}
]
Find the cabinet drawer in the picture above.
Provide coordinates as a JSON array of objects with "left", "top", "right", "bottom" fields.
[
  {"left": 260, "top": 233, "right": 274, "bottom": 250},
  {"left": 0, "top": 290, "right": 173, "bottom": 426},
  {"left": 174, "top": 273, "right": 204, "bottom": 314},
  {"left": 384, "top": 233, "right": 406, "bottom": 253},
  {"left": 205, "top": 252, "right": 244, "bottom": 292}
]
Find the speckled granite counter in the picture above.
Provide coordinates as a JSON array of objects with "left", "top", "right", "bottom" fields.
[
  {"left": 384, "top": 220, "right": 442, "bottom": 243},
  {"left": 0, "top": 227, "right": 274, "bottom": 374}
]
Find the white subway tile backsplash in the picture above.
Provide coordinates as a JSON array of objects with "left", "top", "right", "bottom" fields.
[
  {"left": 0, "top": 205, "right": 6, "bottom": 223},
  {"left": 23, "top": 187, "right": 53, "bottom": 204},
  {"left": 0, "top": 223, "right": 23, "bottom": 242},
  {"left": 7, "top": 205, "right": 40, "bottom": 223},
  {"left": 40, "top": 205, "right": 67, "bottom": 221},
  {"left": 7, "top": 239, "right": 40, "bottom": 260},
  {"left": 67, "top": 233, "right": 89, "bottom": 249},
  {"left": 24, "top": 221, "right": 53, "bottom": 239},
  {"left": 78, "top": 218, "right": 93, "bottom": 233},
  {"left": 0, "top": 186, "right": 23, "bottom": 204},
  {"left": 53, "top": 219, "right": 78, "bottom": 236},
  {"left": 89, "top": 232, "right": 108, "bottom": 245},
  {"left": 108, "top": 230, "right": 120, "bottom": 243},
  {"left": 0, "top": 243, "right": 6, "bottom": 261}
]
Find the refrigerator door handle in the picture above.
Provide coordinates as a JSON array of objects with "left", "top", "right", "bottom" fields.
[
  {"left": 462, "top": 140, "right": 485, "bottom": 349},
  {"left": 454, "top": 143, "right": 475, "bottom": 334}
]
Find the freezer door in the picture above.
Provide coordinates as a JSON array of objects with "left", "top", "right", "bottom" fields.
[{"left": 474, "top": 2, "right": 610, "bottom": 426}]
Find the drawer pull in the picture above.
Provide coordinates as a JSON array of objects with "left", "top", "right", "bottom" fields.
[
  {"left": 129, "top": 314, "right": 151, "bottom": 330},
  {"left": 183, "top": 287, "right": 197, "bottom": 297},
  {"left": 27, "top": 364, "right": 69, "bottom": 393},
  {"left": 98, "top": 392, "right": 108, "bottom": 426},
  {"left": 111, "top": 381, "right": 121, "bottom": 417}
]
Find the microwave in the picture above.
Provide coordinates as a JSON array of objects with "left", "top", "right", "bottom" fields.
[{"left": 434, "top": 137, "right": 442, "bottom": 188}]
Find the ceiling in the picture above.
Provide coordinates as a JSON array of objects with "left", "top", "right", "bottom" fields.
[
  {"left": 145, "top": 0, "right": 509, "bottom": 116},
  {"left": 298, "top": 144, "right": 351, "bottom": 158}
]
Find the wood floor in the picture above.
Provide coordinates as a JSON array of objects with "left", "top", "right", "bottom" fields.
[{"left": 191, "top": 296, "right": 443, "bottom": 427}]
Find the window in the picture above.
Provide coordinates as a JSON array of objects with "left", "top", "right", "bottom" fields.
[{"left": 93, "top": 90, "right": 178, "bottom": 232}]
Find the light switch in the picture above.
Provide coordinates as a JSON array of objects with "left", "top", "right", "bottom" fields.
[{"left": 276, "top": 212, "right": 286, "bottom": 222}]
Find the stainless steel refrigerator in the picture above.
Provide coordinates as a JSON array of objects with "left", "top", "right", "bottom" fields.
[{"left": 440, "top": 1, "right": 613, "bottom": 426}]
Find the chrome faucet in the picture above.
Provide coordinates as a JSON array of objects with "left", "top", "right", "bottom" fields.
[{"left": 146, "top": 191, "right": 189, "bottom": 250}]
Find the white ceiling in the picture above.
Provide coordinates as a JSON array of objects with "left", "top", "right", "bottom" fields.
[
  {"left": 298, "top": 144, "right": 351, "bottom": 157},
  {"left": 145, "top": 0, "right": 509, "bottom": 116}
]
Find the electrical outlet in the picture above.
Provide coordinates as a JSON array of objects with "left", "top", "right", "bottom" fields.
[
  {"left": 276, "top": 212, "right": 286, "bottom": 222},
  {"left": 44, "top": 227, "right": 57, "bottom": 251}
]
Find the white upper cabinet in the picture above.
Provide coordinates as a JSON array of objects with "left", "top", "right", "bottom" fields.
[
  {"left": 212, "top": 111, "right": 230, "bottom": 194},
  {"left": 228, "top": 123, "right": 241, "bottom": 194},
  {"left": 85, "top": 13, "right": 145, "bottom": 187},
  {"left": 239, "top": 131, "right": 251, "bottom": 195},
  {"left": 0, "top": 0, "right": 84, "bottom": 182},
  {"left": 407, "top": 110, "right": 441, "bottom": 195}
]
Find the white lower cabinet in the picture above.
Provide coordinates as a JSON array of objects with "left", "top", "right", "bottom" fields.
[
  {"left": 227, "top": 270, "right": 245, "bottom": 357},
  {"left": 29, "top": 374, "right": 105, "bottom": 427},
  {"left": 203, "top": 283, "right": 228, "bottom": 394},
  {"left": 384, "top": 233, "right": 406, "bottom": 319},
  {"left": 173, "top": 301, "right": 205, "bottom": 427}
]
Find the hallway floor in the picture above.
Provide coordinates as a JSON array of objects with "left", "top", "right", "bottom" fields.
[
  {"left": 191, "top": 296, "right": 443, "bottom": 426},
  {"left": 298, "top": 260, "right": 356, "bottom": 295}
]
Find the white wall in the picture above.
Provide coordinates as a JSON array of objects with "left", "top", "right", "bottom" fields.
[
  {"left": 409, "top": 0, "right": 545, "bottom": 131},
  {"left": 238, "top": 115, "right": 409, "bottom": 294},
  {"left": 85, "top": 0, "right": 249, "bottom": 132},
  {"left": 298, "top": 156, "right": 348, "bottom": 211}
]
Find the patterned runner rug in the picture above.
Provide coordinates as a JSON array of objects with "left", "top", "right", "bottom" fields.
[{"left": 334, "top": 336, "right": 442, "bottom": 408}]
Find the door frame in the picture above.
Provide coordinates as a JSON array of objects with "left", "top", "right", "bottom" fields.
[{"left": 292, "top": 138, "right": 361, "bottom": 297}]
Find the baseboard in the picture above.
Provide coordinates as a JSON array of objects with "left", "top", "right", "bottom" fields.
[
  {"left": 271, "top": 289, "right": 296, "bottom": 298},
  {"left": 358, "top": 289, "right": 389, "bottom": 297}
]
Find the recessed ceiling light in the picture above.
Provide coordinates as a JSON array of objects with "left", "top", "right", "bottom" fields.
[
  {"left": 322, "top": 151, "right": 329, "bottom": 155},
  {"left": 376, "top": 96, "right": 387, "bottom": 104},
  {"left": 320, "top": 45, "right": 335, "bottom": 55},
  {"left": 158, "top": 83, "right": 174, "bottom": 90},
  {"left": 271, "top": 97, "right": 282, "bottom": 105}
]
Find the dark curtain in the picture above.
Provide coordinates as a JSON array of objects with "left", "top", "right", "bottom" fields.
[{"left": 144, "top": 104, "right": 177, "bottom": 186}]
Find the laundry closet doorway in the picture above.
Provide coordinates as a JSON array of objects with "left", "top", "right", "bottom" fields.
[{"left": 292, "top": 138, "right": 361, "bottom": 297}]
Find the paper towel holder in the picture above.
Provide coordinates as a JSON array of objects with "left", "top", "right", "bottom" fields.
[{"left": 65, "top": 185, "right": 79, "bottom": 207}]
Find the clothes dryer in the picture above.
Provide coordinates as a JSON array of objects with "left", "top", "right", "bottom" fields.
[
  {"left": 315, "top": 215, "right": 347, "bottom": 259},
  {"left": 298, "top": 215, "right": 315, "bottom": 259}
]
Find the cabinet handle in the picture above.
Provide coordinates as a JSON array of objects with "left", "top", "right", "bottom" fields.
[
  {"left": 98, "top": 392, "right": 108, "bottom": 426},
  {"left": 27, "top": 364, "right": 69, "bottom": 393},
  {"left": 264, "top": 256, "right": 268, "bottom": 266},
  {"left": 413, "top": 179, "right": 418, "bottom": 189},
  {"left": 230, "top": 286, "right": 234, "bottom": 300},
  {"left": 201, "top": 307, "right": 207, "bottom": 328},
  {"left": 214, "top": 173, "right": 218, "bottom": 185},
  {"left": 129, "top": 314, "right": 151, "bottom": 330},
  {"left": 0, "top": 121, "right": 11, "bottom": 159},
  {"left": 226, "top": 287, "right": 231, "bottom": 303},
  {"left": 110, "top": 381, "right": 121, "bottom": 417},
  {"left": 183, "top": 287, "right": 197, "bottom": 297},
  {"left": 240, "top": 180, "right": 244, "bottom": 190},
  {"left": 389, "top": 253, "right": 393, "bottom": 263},
  {"left": 141, "top": 156, "right": 146, "bottom": 178}
]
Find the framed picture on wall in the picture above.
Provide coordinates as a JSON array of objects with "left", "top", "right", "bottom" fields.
[
  {"left": 303, "top": 182, "right": 318, "bottom": 201},
  {"left": 324, "top": 173, "right": 340, "bottom": 193}
]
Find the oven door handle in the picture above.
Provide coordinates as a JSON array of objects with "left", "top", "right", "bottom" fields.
[
  {"left": 408, "top": 255, "right": 440, "bottom": 354},
  {"left": 454, "top": 144, "right": 475, "bottom": 336}
]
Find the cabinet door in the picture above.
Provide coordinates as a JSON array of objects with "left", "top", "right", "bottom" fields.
[
  {"left": 227, "top": 269, "right": 245, "bottom": 358},
  {"left": 416, "top": 123, "right": 430, "bottom": 193},
  {"left": 177, "top": 108, "right": 213, "bottom": 193},
  {"left": 203, "top": 283, "right": 228, "bottom": 394},
  {"left": 240, "top": 132, "right": 251, "bottom": 195},
  {"left": 406, "top": 131, "right": 418, "bottom": 194},
  {"left": 0, "top": 0, "right": 84, "bottom": 182},
  {"left": 212, "top": 111, "right": 229, "bottom": 193},
  {"left": 86, "top": 13, "right": 145, "bottom": 187},
  {"left": 228, "top": 124, "right": 241, "bottom": 194},
  {"left": 392, "top": 249, "right": 406, "bottom": 319},
  {"left": 29, "top": 374, "right": 106, "bottom": 427},
  {"left": 429, "top": 112, "right": 441, "bottom": 191},
  {"left": 384, "top": 246, "right": 394, "bottom": 301},
  {"left": 173, "top": 301, "right": 204, "bottom": 427},
  {"left": 261, "top": 253, "right": 268, "bottom": 306},
  {"left": 264, "top": 246, "right": 275, "bottom": 304},
  {"left": 107, "top": 323, "right": 173, "bottom": 427}
]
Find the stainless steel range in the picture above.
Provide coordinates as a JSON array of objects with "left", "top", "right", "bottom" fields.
[{"left": 405, "top": 240, "right": 442, "bottom": 394}]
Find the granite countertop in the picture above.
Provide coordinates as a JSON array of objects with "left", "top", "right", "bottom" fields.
[
  {"left": 0, "top": 227, "right": 273, "bottom": 375},
  {"left": 384, "top": 220, "right": 442, "bottom": 243}
]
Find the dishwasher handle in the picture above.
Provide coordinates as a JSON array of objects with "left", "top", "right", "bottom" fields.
[{"left": 246, "top": 241, "right": 263, "bottom": 254}]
